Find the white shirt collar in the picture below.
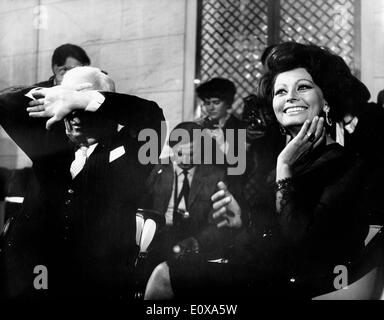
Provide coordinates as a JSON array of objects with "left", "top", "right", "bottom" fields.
[
  {"left": 76, "top": 142, "right": 98, "bottom": 158},
  {"left": 173, "top": 163, "right": 196, "bottom": 177}
]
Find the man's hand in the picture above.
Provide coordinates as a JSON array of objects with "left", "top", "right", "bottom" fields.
[
  {"left": 211, "top": 181, "right": 242, "bottom": 229},
  {"left": 172, "top": 237, "right": 199, "bottom": 259},
  {"left": 26, "top": 83, "right": 93, "bottom": 130}
]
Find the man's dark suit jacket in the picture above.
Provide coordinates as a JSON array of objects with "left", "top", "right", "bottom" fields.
[
  {"left": 0, "top": 87, "right": 165, "bottom": 298},
  {"left": 34, "top": 76, "right": 55, "bottom": 88},
  {"left": 144, "top": 162, "right": 244, "bottom": 255}
]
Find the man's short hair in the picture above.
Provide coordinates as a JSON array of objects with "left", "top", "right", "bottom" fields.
[
  {"left": 51, "top": 43, "right": 90, "bottom": 68},
  {"left": 168, "top": 122, "right": 203, "bottom": 148},
  {"left": 196, "top": 77, "right": 236, "bottom": 105},
  {"left": 62, "top": 66, "right": 115, "bottom": 92}
]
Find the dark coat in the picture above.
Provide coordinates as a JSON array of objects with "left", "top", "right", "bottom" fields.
[
  {"left": 0, "top": 87, "right": 165, "bottom": 298},
  {"left": 232, "top": 144, "right": 369, "bottom": 294},
  {"left": 343, "top": 102, "right": 384, "bottom": 224},
  {"left": 166, "top": 143, "right": 369, "bottom": 299},
  {"left": 34, "top": 76, "right": 55, "bottom": 88}
]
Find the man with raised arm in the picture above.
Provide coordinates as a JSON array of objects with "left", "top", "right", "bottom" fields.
[{"left": 0, "top": 66, "right": 165, "bottom": 299}]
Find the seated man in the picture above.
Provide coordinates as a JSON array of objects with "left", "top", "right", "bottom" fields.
[
  {"left": 144, "top": 175, "right": 242, "bottom": 300},
  {"left": 0, "top": 66, "right": 165, "bottom": 298},
  {"left": 142, "top": 122, "right": 245, "bottom": 264}
]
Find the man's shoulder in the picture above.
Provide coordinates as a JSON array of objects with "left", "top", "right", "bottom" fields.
[
  {"left": 0, "top": 85, "right": 32, "bottom": 96},
  {"left": 149, "top": 162, "right": 173, "bottom": 176},
  {"left": 145, "top": 162, "right": 173, "bottom": 189},
  {"left": 34, "top": 77, "right": 55, "bottom": 88},
  {"left": 0, "top": 86, "right": 37, "bottom": 110}
]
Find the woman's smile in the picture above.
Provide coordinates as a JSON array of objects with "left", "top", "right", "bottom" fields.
[
  {"left": 283, "top": 106, "right": 309, "bottom": 114},
  {"left": 273, "top": 67, "right": 324, "bottom": 135}
]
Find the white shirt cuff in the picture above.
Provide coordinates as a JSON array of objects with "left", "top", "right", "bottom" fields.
[
  {"left": 85, "top": 91, "right": 105, "bottom": 112},
  {"left": 25, "top": 87, "right": 43, "bottom": 100}
]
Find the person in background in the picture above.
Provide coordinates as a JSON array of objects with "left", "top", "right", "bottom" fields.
[
  {"left": 308, "top": 51, "right": 384, "bottom": 225},
  {"left": 143, "top": 121, "right": 244, "bottom": 259},
  {"left": 139, "top": 121, "right": 245, "bottom": 292},
  {"left": 195, "top": 77, "right": 247, "bottom": 170},
  {"left": 196, "top": 78, "right": 244, "bottom": 129},
  {"left": 35, "top": 43, "right": 91, "bottom": 87},
  {"left": 338, "top": 73, "right": 384, "bottom": 225}
]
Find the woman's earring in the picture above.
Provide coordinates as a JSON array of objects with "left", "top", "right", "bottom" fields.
[
  {"left": 323, "top": 103, "right": 333, "bottom": 127},
  {"left": 279, "top": 126, "right": 287, "bottom": 135}
]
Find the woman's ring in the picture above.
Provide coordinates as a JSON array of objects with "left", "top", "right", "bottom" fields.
[{"left": 307, "top": 132, "right": 315, "bottom": 142}]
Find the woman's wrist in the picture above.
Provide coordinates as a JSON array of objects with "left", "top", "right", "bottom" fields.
[
  {"left": 276, "top": 159, "right": 292, "bottom": 181},
  {"left": 274, "top": 177, "right": 294, "bottom": 192}
]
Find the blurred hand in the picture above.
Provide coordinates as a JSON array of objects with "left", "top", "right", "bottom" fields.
[
  {"left": 211, "top": 181, "right": 242, "bottom": 229},
  {"left": 172, "top": 237, "right": 199, "bottom": 259},
  {"left": 26, "top": 83, "right": 93, "bottom": 129}
]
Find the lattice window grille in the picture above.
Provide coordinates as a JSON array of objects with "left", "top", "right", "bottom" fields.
[
  {"left": 198, "top": 0, "right": 358, "bottom": 114},
  {"left": 198, "top": 0, "right": 269, "bottom": 114}
]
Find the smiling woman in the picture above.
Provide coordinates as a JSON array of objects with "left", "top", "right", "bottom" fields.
[
  {"left": 272, "top": 67, "right": 324, "bottom": 135},
  {"left": 145, "top": 42, "right": 370, "bottom": 300},
  {"left": 260, "top": 42, "right": 357, "bottom": 126}
]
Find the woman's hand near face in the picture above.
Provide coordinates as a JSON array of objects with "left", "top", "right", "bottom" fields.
[{"left": 276, "top": 116, "right": 325, "bottom": 180}]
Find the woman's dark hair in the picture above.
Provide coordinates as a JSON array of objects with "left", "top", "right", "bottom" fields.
[
  {"left": 260, "top": 44, "right": 277, "bottom": 67},
  {"left": 51, "top": 43, "right": 90, "bottom": 68},
  {"left": 196, "top": 77, "right": 236, "bottom": 105},
  {"left": 258, "top": 42, "right": 370, "bottom": 122}
]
